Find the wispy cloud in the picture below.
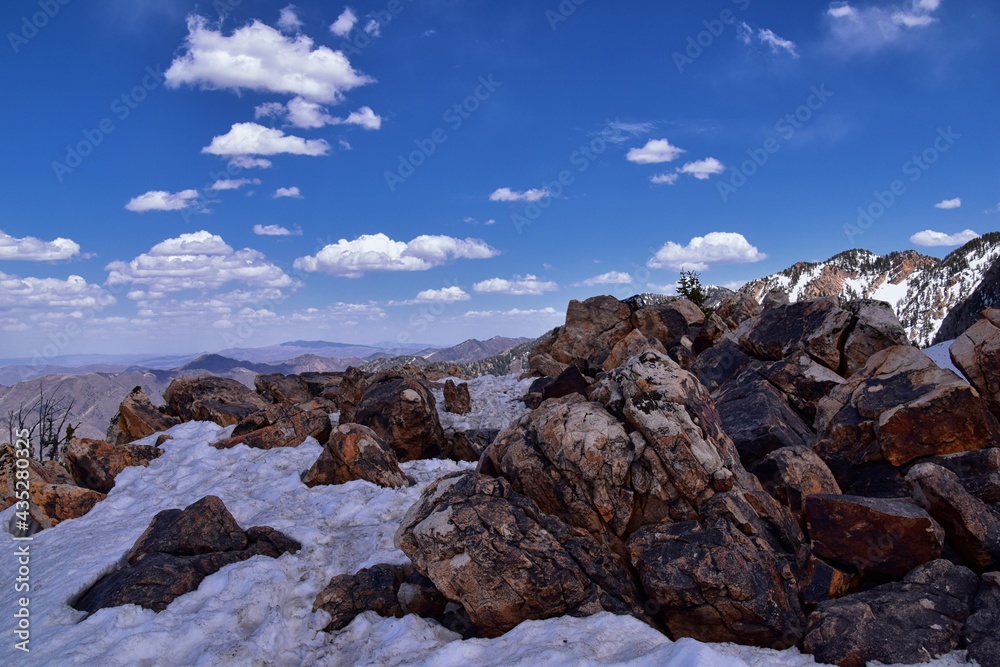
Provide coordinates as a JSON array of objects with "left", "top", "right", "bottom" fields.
[
  {"left": 472, "top": 275, "right": 559, "bottom": 296},
  {"left": 934, "top": 197, "right": 961, "bottom": 210},
  {"left": 253, "top": 224, "right": 302, "bottom": 236},
  {"left": 489, "top": 187, "right": 551, "bottom": 203}
]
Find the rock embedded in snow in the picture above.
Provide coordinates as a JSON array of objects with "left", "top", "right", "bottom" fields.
[
  {"left": 30, "top": 482, "right": 104, "bottom": 530},
  {"left": 302, "top": 423, "right": 409, "bottom": 489},
  {"left": 74, "top": 495, "right": 300, "bottom": 614},
  {"left": 804, "top": 559, "right": 978, "bottom": 667},
  {"left": 63, "top": 437, "right": 162, "bottom": 493},
  {"left": 313, "top": 563, "right": 407, "bottom": 631},
  {"left": 212, "top": 407, "right": 332, "bottom": 451}
]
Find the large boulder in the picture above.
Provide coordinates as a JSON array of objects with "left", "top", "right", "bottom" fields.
[
  {"left": 906, "top": 463, "right": 1000, "bottom": 571},
  {"left": 951, "top": 309, "right": 1000, "bottom": 418},
  {"left": 965, "top": 571, "right": 1000, "bottom": 667},
  {"left": 63, "top": 438, "right": 162, "bottom": 493},
  {"left": 929, "top": 448, "right": 1000, "bottom": 506},
  {"left": 162, "top": 376, "right": 268, "bottom": 427},
  {"left": 107, "top": 387, "right": 179, "bottom": 444},
  {"left": 313, "top": 564, "right": 406, "bottom": 631},
  {"left": 805, "top": 494, "right": 945, "bottom": 578},
  {"left": 628, "top": 519, "right": 805, "bottom": 649},
  {"left": 549, "top": 296, "right": 633, "bottom": 367},
  {"left": 75, "top": 496, "right": 299, "bottom": 614},
  {"left": 690, "top": 338, "right": 752, "bottom": 393},
  {"left": 211, "top": 409, "right": 332, "bottom": 451},
  {"left": 602, "top": 329, "right": 667, "bottom": 372},
  {"left": 29, "top": 482, "right": 104, "bottom": 529},
  {"left": 814, "top": 345, "right": 1000, "bottom": 484},
  {"left": 302, "top": 423, "right": 409, "bottom": 489},
  {"left": 484, "top": 395, "right": 636, "bottom": 543},
  {"left": 738, "top": 297, "right": 853, "bottom": 372},
  {"left": 841, "top": 300, "right": 911, "bottom": 377},
  {"left": 804, "top": 559, "right": 978, "bottom": 667},
  {"left": 754, "top": 354, "right": 844, "bottom": 423},
  {"left": 353, "top": 377, "right": 445, "bottom": 461},
  {"left": 712, "top": 368, "right": 815, "bottom": 467},
  {"left": 715, "top": 291, "right": 761, "bottom": 328},
  {"left": 336, "top": 367, "right": 368, "bottom": 424},
  {"left": 395, "top": 471, "right": 645, "bottom": 637}
]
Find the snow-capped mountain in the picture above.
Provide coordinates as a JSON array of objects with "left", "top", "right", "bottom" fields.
[{"left": 739, "top": 232, "right": 1000, "bottom": 347}]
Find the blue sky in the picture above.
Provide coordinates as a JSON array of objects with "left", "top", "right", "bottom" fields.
[{"left": 1, "top": 0, "right": 998, "bottom": 358}]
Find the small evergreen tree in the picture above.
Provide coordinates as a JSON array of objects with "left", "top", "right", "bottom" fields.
[{"left": 677, "top": 270, "right": 706, "bottom": 310}]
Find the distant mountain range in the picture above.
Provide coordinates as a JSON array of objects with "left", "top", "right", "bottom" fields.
[{"left": 739, "top": 232, "right": 1000, "bottom": 347}]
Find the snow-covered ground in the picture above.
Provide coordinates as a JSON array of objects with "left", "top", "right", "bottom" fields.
[
  {"left": 0, "top": 375, "right": 974, "bottom": 666},
  {"left": 432, "top": 373, "right": 534, "bottom": 432}
]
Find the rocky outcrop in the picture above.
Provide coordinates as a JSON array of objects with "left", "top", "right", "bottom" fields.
[
  {"left": 629, "top": 299, "right": 704, "bottom": 349},
  {"left": 805, "top": 494, "right": 945, "bottom": 578},
  {"left": 442, "top": 380, "right": 471, "bottom": 415},
  {"left": 548, "top": 296, "right": 633, "bottom": 367},
  {"left": 254, "top": 373, "right": 313, "bottom": 406},
  {"left": 302, "top": 423, "right": 409, "bottom": 489},
  {"left": 395, "top": 471, "right": 645, "bottom": 637},
  {"left": 739, "top": 297, "right": 853, "bottom": 372},
  {"left": 814, "top": 345, "right": 1000, "bottom": 485},
  {"left": 63, "top": 438, "right": 162, "bottom": 493},
  {"left": 74, "top": 496, "right": 299, "bottom": 614},
  {"left": 162, "top": 376, "right": 268, "bottom": 427},
  {"left": 841, "top": 300, "right": 911, "bottom": 377},
  {"left": 804, "top": 559, "right": 978, "bottom": 667},
  {"left": 336, "top": 367, "right": 368, "bottom": 424},
  {"left": 353, "top": 376, "right": 445, "bottom": 461},
  {"left": 106, "top": 387, "right": 179, "bottom": 445},
  {"left": 540, "top": 365, "right": 590, "bottom": 402},
  {"left": 629, "top": 519, "right": 805, "bottom": 648},
  {"left": 602, "top": 329, "right": 667, "bottom": 372}
]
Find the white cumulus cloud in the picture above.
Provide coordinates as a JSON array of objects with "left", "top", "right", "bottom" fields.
[
  {"left": 330, "top": 7, "right": 357, "bottom": 37},
  {"left": 910, "top": 229, "right": 979, "bottom": 247},
  {"left": 105, "top": 230, "right": 296, "bottom": 296},
  {"left": 0, "top": 230, "right": 80, "bottom": 261},
  {"left": 678, "top": 158, "right": 725, "bottom": 180},
  {"left": 253, "top": 224, "right": 302, "bottom": 236},
  {"left": 125, "top": 189, "right": 202, "bottom": 212},
  {"left": 210, "top": 178, "right": 260, "bottom": 191},
  {"left": 0, "top": 271, "right": 115, "bottom": 311},
  {"left": 489, "top": 188, "right": 551, "bottom": 203},
  {"left": 165, "top": 15, "right": 371, "bottom": 103},
  {"left": 293, "top": 233, "right": 498, "bottom": 277},
  {"left": 202, "top": 123, "right": 330, "bottom": 157},
  {"left": 648, "top": 232, "right": 767, "bottom": 271},
  {"left": 273, "top": 186, "right": 303, "bottom": 199},
  {"left": 256, "top": 98, "right": 382, "bottom": 130},
  {"left": 626, "top": 139, "right": 686, "bottom": 165},
  {"left": 277, "top": 5, "right": 303, "bottom": 33},
  {"left": 414, "top": 286, "right": 471, "bottom": 303},
  {"left": 934, "top": 198, "right": 961, "bottom": 210},
  {"left": 577, "top": 271, "right": 634, "bottom": 286},
  {"left": 472, "top": 275, "right": 559, "bottom": 296}
]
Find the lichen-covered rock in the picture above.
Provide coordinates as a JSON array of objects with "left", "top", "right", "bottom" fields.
[
  {"left": 29, "top": 483, "right": 104, "bottom": 529},
  {"left": 628, "top": 519, "right": 805, "bottom": 649},
  {"left": 484, "top": 395, "right": 635, "bottom": 542},
  {"left": 804, "top": 559, "right": 978, "bottom": 667},
  {"left": 302, "top": 423, "right": 409, "bottom": 489},
  {"left": 602, "top": 329, "right": 667, "bottom": 372},
  {"left": 395, "top": 471, "right": 645, "bottom": 637},
  {"left": 629, "top": 299, "right": 704, "bottom": 349},
  {"left": 549, "top": 296, "right": 633, "bottom": 367}
]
